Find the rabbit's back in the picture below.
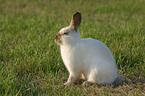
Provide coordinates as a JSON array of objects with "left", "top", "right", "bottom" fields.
[{"left": 77, "top": 38, "right": 116, "bottom": 64}]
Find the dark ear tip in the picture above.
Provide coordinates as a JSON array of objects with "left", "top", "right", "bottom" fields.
[{"left": 73, "top": 11, "right": 81, "bottom": 16}]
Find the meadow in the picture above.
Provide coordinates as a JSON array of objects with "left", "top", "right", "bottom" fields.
[{"left": 0, "top": 0, "right": 145, "bottom": 95}]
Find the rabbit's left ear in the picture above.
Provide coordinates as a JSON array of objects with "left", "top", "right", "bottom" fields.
[{"left": 70, "top": 12, "right": 81, "bottom": 31}]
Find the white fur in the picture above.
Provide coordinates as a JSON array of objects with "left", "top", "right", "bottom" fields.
[{"left": 55, "top": 12, "right": 118, "bottom": 85}]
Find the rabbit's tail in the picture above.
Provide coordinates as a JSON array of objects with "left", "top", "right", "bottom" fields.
[{"left": 113, "top": 75, "right": 125, "bottom": 85}]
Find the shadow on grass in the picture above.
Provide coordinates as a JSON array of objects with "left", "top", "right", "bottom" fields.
[{"left": 73, "top": 76, "right": 145, "bottom": 89}]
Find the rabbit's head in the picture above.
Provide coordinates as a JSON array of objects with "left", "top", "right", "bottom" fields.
[{"left": 55, "top": 12, "right": 81, "bottom": 45}]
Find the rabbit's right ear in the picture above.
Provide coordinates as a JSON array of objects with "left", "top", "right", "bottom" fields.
[{"left": 70, "top": 12, "right": 81, "bottom": 31}]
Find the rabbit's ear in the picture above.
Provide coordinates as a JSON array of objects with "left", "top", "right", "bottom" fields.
[{"left": 70, "top": 12, "right": 81, "bottom": 31}]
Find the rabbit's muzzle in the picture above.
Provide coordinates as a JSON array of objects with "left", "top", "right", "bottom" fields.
[{"left": 55, "top": 33, "right": 62, "bottom": 45}]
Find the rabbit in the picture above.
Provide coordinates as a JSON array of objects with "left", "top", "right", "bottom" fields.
[{"left": 55, "top": 12, "right": 124, "bottom": 85}]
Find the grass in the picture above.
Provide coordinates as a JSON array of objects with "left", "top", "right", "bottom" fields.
[{"left": 0, "top": 0, "right": 145, "bottom": 95}]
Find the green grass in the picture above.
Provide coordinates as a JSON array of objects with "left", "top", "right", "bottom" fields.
[{"left": 0, "top": 0, "right": 145, "bottom": 95}]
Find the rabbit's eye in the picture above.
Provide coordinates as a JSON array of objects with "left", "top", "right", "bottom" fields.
[{"left": 63, "top": 32, "right": 68, "bottom": 35}]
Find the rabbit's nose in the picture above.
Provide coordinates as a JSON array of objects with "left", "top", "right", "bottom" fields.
[{"left": 55, "top": 35, "right": 57, "bottom": 39}]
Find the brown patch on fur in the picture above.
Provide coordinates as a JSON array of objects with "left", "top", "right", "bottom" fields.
[{"left": 55, "top": 33, "right": 62, "bottom": 44}]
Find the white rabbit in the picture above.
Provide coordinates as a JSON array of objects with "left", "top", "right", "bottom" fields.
[{"left": 55, "top": 12, "right": 124, "bottom": 85}]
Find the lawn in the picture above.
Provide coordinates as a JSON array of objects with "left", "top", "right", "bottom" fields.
[{"left": 0, "top": 0, "right": 145, "bottom": 95}]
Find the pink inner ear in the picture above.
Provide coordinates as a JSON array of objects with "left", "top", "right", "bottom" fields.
[{"left": 74, "top": 14, "right": 80, "bottom": 27}]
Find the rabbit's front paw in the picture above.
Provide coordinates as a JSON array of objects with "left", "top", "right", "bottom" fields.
[{"left": 64, "top": 81, "right": 72, "bottom": 85}]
